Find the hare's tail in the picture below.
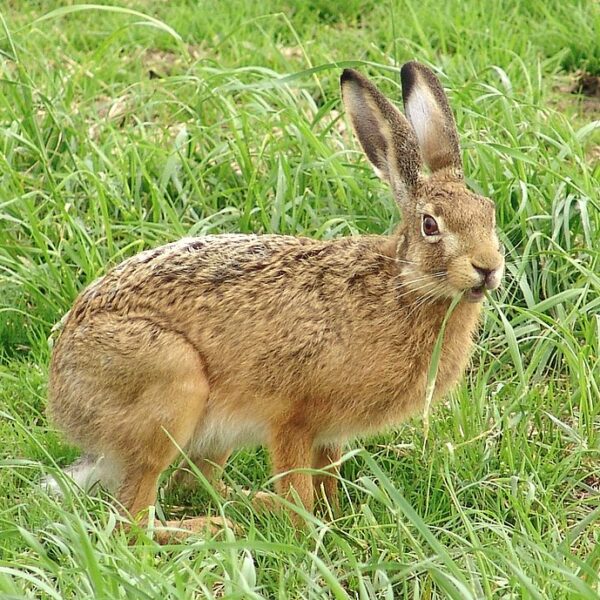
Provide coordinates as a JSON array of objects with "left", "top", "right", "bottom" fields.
[{"left": 41, "top": 454, "right": 121, "bottom": 497}]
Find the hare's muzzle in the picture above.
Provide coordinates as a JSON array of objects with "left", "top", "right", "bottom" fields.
[{"left": 466, "top": 261, "right": 503, "bottom": 302}]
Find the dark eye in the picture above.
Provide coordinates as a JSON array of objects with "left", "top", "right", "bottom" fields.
[{"left": 422, "top": 215, "right": 439, "bottom": 236}]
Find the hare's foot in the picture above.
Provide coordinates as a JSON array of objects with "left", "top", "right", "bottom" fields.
[
  {"left": 218, "top": 485, "right": 279, "bottom": 512},
  {"left": 153, "top": 516, "right": 235, "bottom": 544},
  {"left": 217, "top": 444, "right": 342, "bottom": 518}
]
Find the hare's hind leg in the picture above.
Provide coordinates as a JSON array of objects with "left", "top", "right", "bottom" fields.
[
  {"left": 51, "top": 314, "right": 227, "bottom": 540},
  {"left": 103, "top": 323, "right": 231, "bottom": 539},
  {"left": 114, "top": 373, "right": 207, "bottom": 522},
  {"left": 93, "top": 320, "right": 210, "bottom": 521}
]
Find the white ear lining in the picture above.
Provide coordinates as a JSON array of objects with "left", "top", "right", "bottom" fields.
[
  {"left": 372, "top": 165, "right": 385, "bottom": 180},
  {"left": 404, "top": 85, "right": 440, "bottom": 151}
]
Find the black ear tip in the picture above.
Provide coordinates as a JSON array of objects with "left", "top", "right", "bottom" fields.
[
  {"left": 401, "top": 61, "right": 418, "bottom": 76},
  {"left": 341, "top": 68, "right": 360, "bottom": 85},
  {"left": 400, "top": 61, "right": 419, "bottom": 96}
]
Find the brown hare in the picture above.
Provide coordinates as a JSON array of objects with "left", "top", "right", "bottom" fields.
[{"left": 46, "top": 62, "right": 504, "bottom": 538}]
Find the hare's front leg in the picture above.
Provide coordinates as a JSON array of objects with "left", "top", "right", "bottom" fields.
[
  {"left": 268, "top": 423, "right": 315, "bottom": 519},
  {"left": 312, "top": 444, "right": 342, "bottom": 514}
]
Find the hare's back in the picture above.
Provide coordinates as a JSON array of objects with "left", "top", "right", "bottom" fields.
[
  {"left": 112, "top": 234, "right": 317, "bottom": 282},
  {"left": 66, "top": 234, "right": 327, "bottom": 324}
]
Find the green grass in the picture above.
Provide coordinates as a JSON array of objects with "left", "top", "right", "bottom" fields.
[{"left": 1, "top": 1, "right": 599, "bottom": 597}]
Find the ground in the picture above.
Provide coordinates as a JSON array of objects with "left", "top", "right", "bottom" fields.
[{"left": 0, "top": 1, "right": 598, "bottom": 598}]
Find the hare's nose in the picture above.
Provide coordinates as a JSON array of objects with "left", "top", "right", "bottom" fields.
[
  {"left": 473, "top": 264, "right": 491, "bottom": 279},
  {"left": 472, "top": 264, "right": 494, "bottom": 287}
]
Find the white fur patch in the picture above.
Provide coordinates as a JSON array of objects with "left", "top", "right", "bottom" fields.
[
  {"left": 404, "top": 86, "right": 439, "bottom": 151},
  {"left": 187, "top": 409, "right": 267, "bottom": 458},
  {"left": 487, "top": 262, "right": 505, "bottom": 290},
  {"left": 41, "top": 455, "right": 121, "bottom": 497}
]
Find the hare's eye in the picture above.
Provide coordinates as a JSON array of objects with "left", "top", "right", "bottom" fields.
[{"left": 422, "top": 215, "right": 439, "bottom": 236}]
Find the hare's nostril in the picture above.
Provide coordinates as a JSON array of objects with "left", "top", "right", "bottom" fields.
[
  {"left": 472, "top": 263, "right": 503, "bottom": 290},
  {"left": 472, "top": 264, "right": 492, "bottom": 283}
]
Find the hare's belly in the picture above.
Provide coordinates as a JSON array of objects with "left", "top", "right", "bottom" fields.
[
  {"left": 186, "top": 396, "right": 269, "bottom": 456},
  {"left": 185, "top": 373, "right": 427, "bottom": 457}
]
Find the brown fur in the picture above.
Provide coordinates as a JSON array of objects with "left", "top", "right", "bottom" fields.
[{"left": 47, "top": 63, "right": 504, "bottom": 536}]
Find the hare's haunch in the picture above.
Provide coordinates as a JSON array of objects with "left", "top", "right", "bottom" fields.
[{"left": 46, "top": 63, "right": 504, "bottom": 537}]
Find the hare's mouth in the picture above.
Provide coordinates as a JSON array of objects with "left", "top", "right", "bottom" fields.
[{"left": 465, "top": 285, "right": 485, "bottom": 302}]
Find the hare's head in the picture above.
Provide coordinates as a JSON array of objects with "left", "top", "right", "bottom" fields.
[{"left": 341, "top": 62, "right": 504, "bottom": 302}]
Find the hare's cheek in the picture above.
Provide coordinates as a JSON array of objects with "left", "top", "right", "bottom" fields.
[
  {"left": 402, "top": 240, "right": 423, "bottom": 270},
  {"left": 422, "top": 236, "right": 449, "bottom": 269},
  {"left": 441, "top": 233, "right": 460, "bottom": 257},
  {"left": 446, "top": 257, "right": 476, "bottom": 290}
]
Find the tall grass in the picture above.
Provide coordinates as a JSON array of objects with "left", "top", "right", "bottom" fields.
[{"left": 1, "top": 1, "right": 598, "bottom": 597}]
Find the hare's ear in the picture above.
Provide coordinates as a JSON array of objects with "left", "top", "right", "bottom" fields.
[
  {"left": 401, "top": 61, "right": 463, "bottom": 176},
  {"left": 341, "top": 69, "right": 422, "bottom": 204}
]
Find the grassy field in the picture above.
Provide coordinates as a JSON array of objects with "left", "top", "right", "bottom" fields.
[{"left": 0, "top": 1, "right": 599, "bottom": 597}]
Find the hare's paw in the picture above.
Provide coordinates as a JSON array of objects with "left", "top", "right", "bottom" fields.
[{"left": 152, "top": 516, "right": 236, "bottom": 544}]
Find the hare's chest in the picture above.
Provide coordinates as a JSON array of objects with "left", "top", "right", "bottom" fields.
[
  {"left": 311, "top": 322, "right": 477, "bottom": 441},
  {"left": 310, "top": 367, "right": 428, "bottom": 442}
]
